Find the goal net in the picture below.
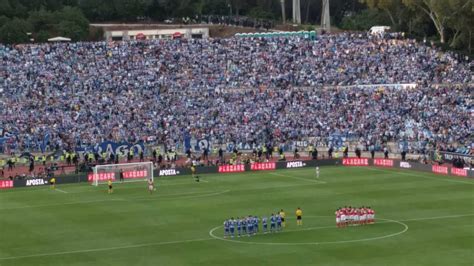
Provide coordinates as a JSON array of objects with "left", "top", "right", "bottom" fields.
[{"left": 91, "top": 162, "right": 154, "bottom": 186}]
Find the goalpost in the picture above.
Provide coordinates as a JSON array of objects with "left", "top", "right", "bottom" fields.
[{"left": 91, "top": 162, "right": 154, "bottom": 186}]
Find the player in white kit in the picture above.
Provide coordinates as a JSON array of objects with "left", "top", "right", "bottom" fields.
[
  {"left": 315, "top": 166, "right": 320, "bottom": 179},
  {"left": 148, "top": 178, "right": 155, "bottom": 194}
]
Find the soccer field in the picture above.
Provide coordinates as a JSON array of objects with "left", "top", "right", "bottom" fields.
[{"left": 0, "top": 166, "right": 473, "bottom": 266}]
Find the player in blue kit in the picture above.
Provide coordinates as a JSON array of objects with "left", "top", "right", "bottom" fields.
[
  {"left": 254, "top": 216, "right": 259, "bottom": 234},
  {"left": 224, "top": 220, "right": 229, "bottom": 238},
  {"left": 276, "top": 214, "right": 282, "bottom": 231},
  {"left": 270, "top": 214, "right": 276, "bottom": 233},
  {"left": 229, "top": 218, "right": 235, "bottom": 238},
  {"left": 242, "top": 218, "right": 247, "bottom": 235},
  {"left": 262, "top": 216, "right": 268, "bottom": 233},
  {"left": 247, "top": 216, "right": 253, "bottom": 236},
  {"left": 236, "top": 217, "right": 242, "bottom": 237}
]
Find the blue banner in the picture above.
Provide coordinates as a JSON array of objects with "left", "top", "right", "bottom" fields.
[
  {"left": 40, "top": 132, "right": 50, "bottom": 153},
  {"left": 184, "top": 137, "right": 210, "bottom": 152},
  {"left": 75, "top": 141, "right": 145, "bottom": 156}
]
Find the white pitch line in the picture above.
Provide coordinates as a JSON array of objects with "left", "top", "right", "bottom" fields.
[
  {"left": 0, "top": 190, "right": 230, "bottom": 211},
  {"left": 54, "top": 188, "right": 68, "bottom": 194},
  {"left": 0, "top": 213, "right": 471, "bottom": 260},
  {"left": 367, "top": 167, "right": 474, "bottom": 185},
  {"left": 0, "top": 238, "right": 214, "bottom": 261},
  {"left": 208, "top": 218, "right": 408, "bottom": 246},
  {"left": 396, "top": 213, "right": 474, "bottom": 222},
  {"left": 208, "top": 213, "right": 474, "bottom": 246},
  {"left": 269, "top": 172, "right": 327, "bottom": 184}
]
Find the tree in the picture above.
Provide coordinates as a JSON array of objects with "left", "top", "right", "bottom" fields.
[
  {"left": 402, "top": 0, "right": 471, "bottom": 44},
  {"left": 54, "top": 6, "right": 89, "bottom": 40},
  {"left": 0, "top": 15, "right": 9, "bottom": 27},
  {"left": 445, "top": 0, "right": 473, "bottom": 51},
  {"left": 28, "top": 9, "right": 56, "bottom": 32},
  {"left": 360, "top": 0, "right": 405, "bottom": 29},
  {"left": 0, "top": 18, "right": 32, "bottom": 44},
  {"left": 340, "top": 8, "right": 391, "bottom": 30},
  {"left": 0, "top": 0, "right": 13, "bottom": 17},
  {"left": 78, "top": 0, "right": 116, "bottom": 21}
]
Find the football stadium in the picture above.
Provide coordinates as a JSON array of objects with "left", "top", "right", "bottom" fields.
[{"left": 0, "top": 1, "right": 473, "bottom": 265}]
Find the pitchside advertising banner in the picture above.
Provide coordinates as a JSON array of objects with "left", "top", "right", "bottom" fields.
[
  {"left": 342, "top": 158, "right": 369, "bottom": 166},
  {"left": 87, "top": 170, "right": 148, "bottom": 182},
  {"left": 250, "top": 162, "right": 276, "bottom": 171},
  {"left": 432, "top": 165, "right": 449, "bottom": 175},
  {"left": 285, "top": 161, "right": 307, "bottom": 168},
  {"left": 450, "top": 167, "right": 468, "bottom": 177},
  {"left": 373, "top": 159, "right": 394, "bottom": 167},
  {"left": 218, "top": 164, "right": 245, "bottom": 173},
  {"left": 0, "top": 180, "right": 13, "bottom": 189}
]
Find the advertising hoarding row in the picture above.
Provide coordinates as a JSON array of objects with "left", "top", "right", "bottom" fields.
[{"left": 4, "top": 158, "right": 472, "bottom": 190}]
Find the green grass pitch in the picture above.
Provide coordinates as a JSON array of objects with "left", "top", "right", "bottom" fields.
[{"left": 0, "top": 166, "right": 473, "bottom": 266}]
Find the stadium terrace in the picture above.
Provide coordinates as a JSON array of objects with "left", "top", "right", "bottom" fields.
[{"left": 0, "top": 33, "right": 472, "bottom": 154}]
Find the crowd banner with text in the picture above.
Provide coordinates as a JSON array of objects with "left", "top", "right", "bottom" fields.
[
  {"left": 184, "top": 137, "right": 211, "bottom": 152},
  {"left": 76, "top": 141, "right": 145, "bottom": 157},
  {"left": 439, "top": 151, "right": 473, "bottom": 163}
]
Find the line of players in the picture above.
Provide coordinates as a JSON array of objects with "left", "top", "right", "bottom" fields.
[
  {"left": 336, "top": 206, "right": 375, "bottom": 228},
  {"left": 224, "top": 213, "right": 285, "bottom": 238}
]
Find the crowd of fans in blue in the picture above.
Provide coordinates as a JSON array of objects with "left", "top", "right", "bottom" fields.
[{"left": 0, "top": 33, "right": 472, "bottom": 155}]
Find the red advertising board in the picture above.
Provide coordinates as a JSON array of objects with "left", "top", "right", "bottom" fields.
[
  {"left": 450, "top": 167, "right": 467, "bottom": 177},
  {"left": 0, "top": 180, "right": 13, "bottom": 189},
  {"left": 123, "top": 170, "right": 148, "bottom": 179},
  {"left": 218, "top": 164, "right": 245, "bottom": 173},
  {"left": 88, "top": 172, "right": 116, "bottom": 182},
  {"left": 250, "top": 162, "right": 276, "bottom": 171},
  {"left": 432, "top": 165, "right": 448, "bottom": 175},
  {"left": 342, "top": 158, "right": 369, "bottom": 166},
  {"left": 373, "top": 159, "right": 394, "bottom": 167}
]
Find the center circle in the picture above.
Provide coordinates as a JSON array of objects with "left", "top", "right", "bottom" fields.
[{"left": 208, "top": 218, "right": 408, "bottom": 245}]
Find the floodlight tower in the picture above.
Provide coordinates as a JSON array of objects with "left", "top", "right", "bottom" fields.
[
  {"left": 321, "top": 0, "right": 331, "bottom": 32},
  {"left": 292, "top": 0, "right": 301, "bottom": 24},
  {"left": 281, "top": 0, "right": 286, "bottom": 23}
]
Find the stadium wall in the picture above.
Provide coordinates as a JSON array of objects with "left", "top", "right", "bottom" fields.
[{"left": 4, "top": 159, "right": 473, "bottom": 189}]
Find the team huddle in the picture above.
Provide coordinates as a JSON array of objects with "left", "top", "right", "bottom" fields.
[
  {"left": 223, "top": 208, "right": 303, "bottom": 238},
  {"left": 335, "top": 206, "right": 375, "bottom": 227}
]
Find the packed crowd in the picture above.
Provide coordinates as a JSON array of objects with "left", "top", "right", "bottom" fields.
[{"left": 0, "top": 34, "right": 472, "bottom": 154}]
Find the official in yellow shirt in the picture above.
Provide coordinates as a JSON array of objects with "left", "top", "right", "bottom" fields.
[
  {"left": 108, "top": 180, "right": 113, "bottom": 194},
  {"left": 296, "top": 207, "right": 303, "bottom": 226},
  {"left": 279, "top": 209, "right": 286, "bottom": 227},
  {"left": 50, "top": 177, "right": 56, "bottom": 189}
]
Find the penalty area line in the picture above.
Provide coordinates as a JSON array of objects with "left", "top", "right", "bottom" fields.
[
  {"left": 0, "top": 238, "right": 214, "bottom": 261},
  {"left": 54, "top": 188, "right": 68, "bottom": 194},
  {"left": 269, "top": 172, "right": 326, "bottom": 184}
]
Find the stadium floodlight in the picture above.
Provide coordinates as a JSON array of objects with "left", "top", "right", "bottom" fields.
[{"left": 92, "top": 162, "right": 154, "bottom": 186}]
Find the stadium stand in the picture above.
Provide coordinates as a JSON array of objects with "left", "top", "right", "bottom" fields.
[{"left": 0, "top": 33, "right": 472, "bottom": 160}]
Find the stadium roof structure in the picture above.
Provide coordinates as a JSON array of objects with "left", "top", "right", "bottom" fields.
[{"left": 47, "top": 36, "right": 71, "bottom": 42}]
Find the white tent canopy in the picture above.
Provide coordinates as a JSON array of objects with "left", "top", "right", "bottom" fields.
[{"left": 47, "top": 36, "right": 71, "bottom": 42}]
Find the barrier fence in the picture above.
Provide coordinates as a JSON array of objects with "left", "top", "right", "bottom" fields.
[{"left": 3, "top": 158, "right": 473, "bottom": 189}]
